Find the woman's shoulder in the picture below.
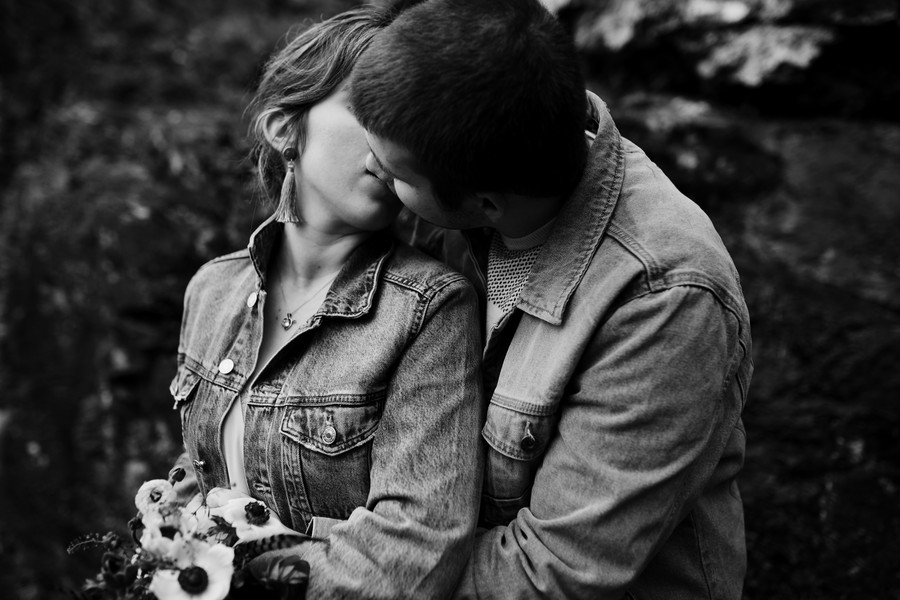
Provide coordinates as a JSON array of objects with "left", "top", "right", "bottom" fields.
[
  {"left": 383, "top": 239, "right": 472, "bottom": 296},
  {"left": 192, "top": 248, "right": 251, "bottom": 277},
  {"left": 184, "top": 248, "right": 254, "bottom": 300}
]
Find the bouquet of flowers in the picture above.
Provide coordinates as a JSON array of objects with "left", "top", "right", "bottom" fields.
[{"left": 68, "top": 468, "right": 313, "bottom": 600}]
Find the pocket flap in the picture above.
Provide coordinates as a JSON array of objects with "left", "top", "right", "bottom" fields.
[
  {"left": 482, "top": 398, "right": 556, "bottom": 461},
  {"left": 169, "top": 365, "right": 202, "bottom": 408},
  {"left": 281, "top": 401, "right": 382, "bottom": 456}
]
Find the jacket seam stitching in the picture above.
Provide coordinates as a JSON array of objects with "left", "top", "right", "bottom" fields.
[
  {"left": 606, "top": 221, "right": 658, "bottom": 288},
  {"left": 690, "top": 511, "right": 715, "bottom": 599},
  {"left": 614, "top": 284, "right": 749, "bottom": 408},
  {"left": 607, "top": 223, "right": 748, "bottom": 317},
  {"left": 612, "top": 277, "right": 748, "bottom": 334},
  {"left": 410, "top": 275, "right": 471, "bottom": 345},
  {"left": 489, "top": 393, "right": 559, "bottom": 416},
  {"left": 383, "top": 270, "right": 467, "bottom": 299}
]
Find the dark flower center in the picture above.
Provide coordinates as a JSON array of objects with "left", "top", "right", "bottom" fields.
[
  {"left": 150, "top": 489, "right": 162, "bottom": 503},
  {"left": 245, "top": 501, "right": 270, "bottom": 526},
  {"left": 178, "top": 566, "right": 209, "bottom": 594},
  {"left": 159, "top": 525, "right": 179, "bottom": 539}
]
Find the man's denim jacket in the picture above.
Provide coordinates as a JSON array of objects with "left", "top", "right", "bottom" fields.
[
  {"left": 401, "top": 93, "right": 753, "bottom": 599},
  {"left": 170, "top": 220, "right": 484, "bottom": 599}
]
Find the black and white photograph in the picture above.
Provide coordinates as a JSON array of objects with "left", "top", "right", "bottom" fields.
[{"left": 1, "top": 1, "right": 897, "bottom": 598}]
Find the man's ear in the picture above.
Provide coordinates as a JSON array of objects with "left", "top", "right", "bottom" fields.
[
  {"left": 262, "top": 111, "right": 296, "bottom": 151},
  {"left": 471, "top": 192, "right": 506, "bottom": 225}
]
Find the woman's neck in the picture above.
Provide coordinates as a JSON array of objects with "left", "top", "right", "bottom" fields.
[{"left": 274, "top": 222, "right": 370, "bottom": 285}]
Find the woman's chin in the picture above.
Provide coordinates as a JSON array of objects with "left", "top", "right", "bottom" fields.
[{"left": 360, "top": 187, "right": 403, "bottom": 227}]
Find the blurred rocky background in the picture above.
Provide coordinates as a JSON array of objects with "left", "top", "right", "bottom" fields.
[{"left": 0, "top": 0, "right": 897, "bottom": 598}]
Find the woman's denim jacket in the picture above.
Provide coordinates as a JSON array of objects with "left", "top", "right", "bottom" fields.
[
  {"left": 401, "top": 92, "right": 753, "bottom": 599},
  {"left": 170, "top": 219, "right": 484, "bottom": 599}
]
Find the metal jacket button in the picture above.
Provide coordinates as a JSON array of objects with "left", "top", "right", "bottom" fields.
[
  {"left": 321, "top": 425, "right": 337, "bottom": 445},
  {"left": 246, "top": 291, "right": 258, "bottom": 308},
  {"left": 192, "top": 459, "right": 206, "bottom": 471},
  {"left": 218, "top": 358, "right": 234, "bottom": 374},
  {"left": 520, "top": 422, "right": 537, "bottom": 452}
]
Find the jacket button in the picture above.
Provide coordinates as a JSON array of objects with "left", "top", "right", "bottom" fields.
[
  {"left": 520, "top": 423, "right": 537, "bottom": 452},
  {"left": 218, "top": 358, "right": 234, "bottom": 374},
  {"left": 192, "top": 459, "right": 206, "bottom": 471},
  {"left": 321, "top": 425, "right": 337, "bottom": 445},
  {"left": 246, "top": 291, "right": 258, "bottom": 308}
]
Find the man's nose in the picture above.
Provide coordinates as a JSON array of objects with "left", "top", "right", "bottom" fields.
[{"left": 365, "top": 153, "right": 386, "bottom": 180}]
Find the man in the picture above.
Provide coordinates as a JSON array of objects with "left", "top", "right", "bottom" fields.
[{"left": 349, "top": 0, "right": 753, "bottom": 598}]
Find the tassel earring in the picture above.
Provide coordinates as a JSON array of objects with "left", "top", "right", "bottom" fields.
[{"left": 274, "top": 147, "right": 301, "bottom": 223}]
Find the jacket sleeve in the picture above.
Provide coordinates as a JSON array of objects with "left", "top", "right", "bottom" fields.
[
  {"left": 453, "top": 285, "right": 747, "bottom": 599},
  {"left": 276, "top": 275, "right": 485, "bottom": 599}
]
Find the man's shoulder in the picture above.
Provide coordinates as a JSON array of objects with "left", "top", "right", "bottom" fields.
[
  {"left": 556, "top": 137, "right": 749, "bottom": 320},
  {"left": 603, "top": 139, "right": 740, "bottom": 283}
]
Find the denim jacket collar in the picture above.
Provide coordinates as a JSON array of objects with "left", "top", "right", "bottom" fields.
[
  {"left": 247, "top": 215, "right": 395, "bottom": 320},
  {"left": 515, "top": 92, "right": 626, "bottom": 325}
]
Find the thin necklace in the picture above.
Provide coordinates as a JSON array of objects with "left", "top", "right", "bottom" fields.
[{"left": 277, "top": 273, "right": 336, "bottom": 330}]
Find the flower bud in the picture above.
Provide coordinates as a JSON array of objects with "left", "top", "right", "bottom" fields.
[{"left": 168, "top": 466, "right": 186, "bottom": 484}]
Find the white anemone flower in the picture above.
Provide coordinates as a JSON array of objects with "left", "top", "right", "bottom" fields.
[
  {"left": 213, "top": 497, "right": 302, "bottom": 542},
  {"left": 148, "top": 543, "right": 234, "bottom": 600},
  {"left": 204, "top": 487, "right": 302, "bottom": 543},
  {"left": 135, "top": 479, "right": 176, "bottom": 514}
]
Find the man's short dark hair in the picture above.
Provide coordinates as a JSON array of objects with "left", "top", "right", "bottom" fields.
[{"left": 350, "top": 0, "right": 587, "bottom": 206}]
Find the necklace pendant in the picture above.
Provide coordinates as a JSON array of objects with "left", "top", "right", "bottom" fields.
[{"left": 281, "top": 314, "right": 295, "bottom": 330}]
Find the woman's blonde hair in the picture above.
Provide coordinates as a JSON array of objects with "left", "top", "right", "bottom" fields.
[{"left": 248, "top": 6, "right": 392, "bottom": 206}]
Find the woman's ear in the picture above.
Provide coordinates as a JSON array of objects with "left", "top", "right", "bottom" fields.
[{"left": 262, "top": 111, "right": 296, "bottom": 151}]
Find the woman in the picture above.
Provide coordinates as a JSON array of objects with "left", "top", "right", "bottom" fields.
[{"left": 169, "top": 6, "right": 484, "bottom": 598}]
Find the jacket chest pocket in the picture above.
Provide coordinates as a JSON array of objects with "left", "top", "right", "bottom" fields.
[
  {"left": 279, "top": 393, "right": 384, "bottom": 521},
  {"left": 481, "top": 397, "right": 559, "bottom": 527}
]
